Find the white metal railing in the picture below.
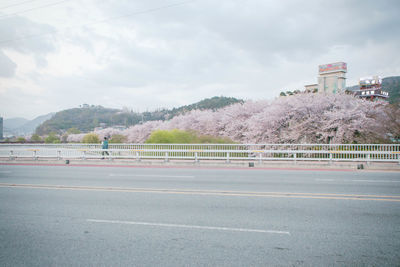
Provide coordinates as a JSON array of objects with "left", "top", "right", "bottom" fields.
[{"left": 0, "top": 143, "right": 399, "bottom": 164}]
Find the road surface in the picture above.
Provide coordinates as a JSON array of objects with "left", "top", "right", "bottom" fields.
[{"left": 0, "top": 164, "right": 399, "bottom": 266}]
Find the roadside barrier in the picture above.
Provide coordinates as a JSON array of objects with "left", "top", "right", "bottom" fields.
[{"left": 0, "top": 143, "right": 399, "bottom": 164}]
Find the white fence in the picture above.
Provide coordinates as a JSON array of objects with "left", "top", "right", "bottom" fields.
[{"left": 0, "top": 144, "right": 399, "bottom": 164}]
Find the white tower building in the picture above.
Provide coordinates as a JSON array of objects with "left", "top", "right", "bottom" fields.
[{"left": 318, "top": 62, "right": 347, "bottom": 94}]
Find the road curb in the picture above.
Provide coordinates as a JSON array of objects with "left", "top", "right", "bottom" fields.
[{"left": 1, "top": 159, "right": 399, "bottom": 172}]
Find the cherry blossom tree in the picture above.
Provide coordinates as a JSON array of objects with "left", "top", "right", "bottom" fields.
[{"left": 67, "top": 93, "right": 393, "bottom": 144}]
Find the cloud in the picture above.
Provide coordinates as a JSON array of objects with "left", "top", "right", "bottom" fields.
[
  {"left": 83, "top": 0, "right": 400, "bottom": 78},
  {"left": 1, "top": 0, "right": 400, "bottom": 119},
  {"left": 0, "top": 50, "right": 17, "bottom": 77},
  {"left": 0, "top": 15, "right": 56, "bottom": 76}
]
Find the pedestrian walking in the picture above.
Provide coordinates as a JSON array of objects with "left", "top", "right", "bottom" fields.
[{"left": 102, "top": 137, "right": 109, "bottom": 159}]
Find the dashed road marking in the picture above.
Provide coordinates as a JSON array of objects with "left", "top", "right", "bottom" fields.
[
  {"left": 109, "top": 174, "right": 195, "bottom": 178},
  {"left": 352, "top": 179, "right": 400, "bottom": 183},
  {"left": 315, "top": 178, "right": 400, "bottom": 183},
  {"left": 86, "top": 219, "right": 290, "bottom": 235}
]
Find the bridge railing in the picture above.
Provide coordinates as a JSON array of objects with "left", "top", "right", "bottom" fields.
[{"left": 0, "top": 143, "right": 399, "bottom": 164}]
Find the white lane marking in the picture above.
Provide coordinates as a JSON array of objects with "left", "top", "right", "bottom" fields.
[
  {"left": 352, "top": 179, "right": 400, "bottom": 183},
  {"left": 87, "top": 219, "right": 290, "bottom": 235},
  {"left": 109, "top": 174, "right": 195, "bottom": 178},
  {"left": 110, "top": 173, "right": 194, "bottom": 178},
  {"left": 315, "top": 178, "right": 400, "bottom": 183}
]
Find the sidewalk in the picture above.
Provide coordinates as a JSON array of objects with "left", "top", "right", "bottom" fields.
[{"left": 1, "top": 158, "right": 399, "bottom": 171}]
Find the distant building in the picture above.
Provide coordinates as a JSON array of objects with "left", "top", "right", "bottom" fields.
[
  {"left": 0, "top": 117, "right": 3, "bottom": 140},
  {"left": 317, "top": 62, "right": 347, "bottom": 94},
  {"left": 112, "top": 125, "right": 126, "bottom": 131},
  {"left": 352, "top": 76, "right": 389, "bottom": 101},
  {"left": 94, "top": 123, "right": 107, "bottom": 131},
  {"left": 304, "top": 84, "right": 318, "bottom": 93},
  {"left": 304, "top": 62, "right": 347, "bottom": 94}
]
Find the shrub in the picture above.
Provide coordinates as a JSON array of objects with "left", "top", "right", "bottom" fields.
[
  {"left": 45, "top": 132, "right": 60, "bottom": 144},
  {"left": 82, "top": 133, "right": 100, "bottom": 144},
  {"left": 16, "top": 137, "right": 26, "bottom": 143},
  {"left": 30, "top": 134, "right": 42, "bottom": 142},
  {"left": 145, "top": 129, "right": 234, "bottom": 144},
  {"left": 145, "top": 129, "right": 197, "bottom": 144},
  {"left": 109, "top": 134, "right": 127, "bottom": 144}
]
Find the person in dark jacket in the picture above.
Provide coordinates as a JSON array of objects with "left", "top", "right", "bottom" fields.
[{"left": 101, "top": 137, "right": 109, "bottom": 158}]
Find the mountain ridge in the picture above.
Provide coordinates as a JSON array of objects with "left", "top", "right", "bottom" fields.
[
  {"left": 35, "top": 96, "right": 243, "bottom": 135},
  {"left": 4, "top": 113, "right": 54, "bottom": 136}
]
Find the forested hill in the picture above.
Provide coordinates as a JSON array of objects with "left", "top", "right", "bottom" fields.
[
  {"left": 35, "top": 96, "right": 243, "bottom": 135},
  {"left": 382, "top": 76, "right": 400, "bottom": 104}
]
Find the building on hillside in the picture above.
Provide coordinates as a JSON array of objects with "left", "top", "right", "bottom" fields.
[
  {"left": 317, "top": 62, "right": 347, "bottom": 94},
  {"left": 304, "top": 62, "right": 347, "bottom": 94},
  {"left": 94, "top": 123, "right": 107, "bottom": 131},
  {"left": 112, "top": 125, "right": 127, "bottom": 131},
  {"left": 0, "top": 117, "right": 3, "bottom": 140},
  {"left": 304, "top": 84, "right": 318, "bottom": 93},
  {"left": 352, "top": 76, "right": 389, "bottom": 101}
]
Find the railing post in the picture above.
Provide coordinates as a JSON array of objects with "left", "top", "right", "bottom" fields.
[
  {"left": 165, "top": 152, "right": 169, "bottom": 162},
  {"left": 329, "top": 152, "right": 332, "bottom": 165},
  {"left": 367, "top": 153, "right": 370, "bottom": 166},
  {"left": 226, "top": 152, "right": 230, "bottom": 163},
  {"left": 259, "top": 152, "right": 262, "bottom": 164},
  {"left": 82, "top": 150, "right": 86, "bottom": 160},
  {"left": 398, "top": 154, "right": 400, "bottom": 165},
  {"left": 195, "top": 152, "right": 199, "bottom": 163},
  {"left": 57, "top": 150, "right": 61, "bottom": 160},
  {"left": 136, "top": 151, "right": 140, "bottom": 162},
  {"left": 108, "top": 150, "right": 112, "bottom": 161},
  {"left": 33, "top": 150, "right": 37, "bottom": 160},
  {"left": 294, "top": 153, "right": 297, "bottom": 164},
  {"left": 9, "top": 150, "right": 14, "bottom": 160}
]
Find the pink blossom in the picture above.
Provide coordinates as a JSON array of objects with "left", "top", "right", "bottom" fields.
[{"left": 68, "top": 93, "right": 393, "bottom": 144}]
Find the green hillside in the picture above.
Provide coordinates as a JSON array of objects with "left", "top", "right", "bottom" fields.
[
  {"left": 35, "top": 96, "right": 243, "bottom": 135},
  {"left": 166, "top": 96, "right": 243, "bottom": 119},
  {"left": 35, "top": 106, "right": 134, "bottom": 135},
  {"left": 382, "top": 76, "right": 400, "bottom": 104}
]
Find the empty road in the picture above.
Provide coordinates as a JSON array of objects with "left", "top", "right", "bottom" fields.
[{"left": 0, "top": 164, "right": 399, "bottom": 266}]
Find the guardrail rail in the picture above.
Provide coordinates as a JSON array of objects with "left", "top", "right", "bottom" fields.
[{"left": 0, "top": 143, "right": 399, "bottom": 164}]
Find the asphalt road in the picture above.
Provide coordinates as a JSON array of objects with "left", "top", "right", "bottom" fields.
[{"left": 0, "top": 164, "right": 399, "bottom": 266}]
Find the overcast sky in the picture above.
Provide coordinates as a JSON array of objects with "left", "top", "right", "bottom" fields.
[{"left": 0, "top": 0, "right": 399, "bottom": 119}]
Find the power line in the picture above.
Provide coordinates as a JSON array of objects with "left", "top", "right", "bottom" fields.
[
  {"left": 0, "top": 0, "right": 70, "bottom": 18},
  {"left": 0, "top": 0, "right": 196, "bottom": 45},
  {"left": 84, "top": 0, "right": 196, "bottom": 27},
  {"left": 0, "top": 0, "right": 39, "bottom": 10}
]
